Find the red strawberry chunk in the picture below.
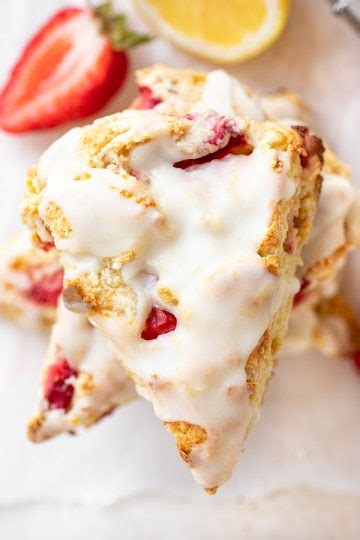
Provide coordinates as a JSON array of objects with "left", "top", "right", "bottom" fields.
[
  {"left": 141, "top": 306, "right": 177, "bottom": 340},
  {"left": 353, "top": 351, "right": 360, "bottom": 374},
  {"left": 292, "top": 126, "right": 324, "bottom": 169},
  {"left": 174, "top": 134, "right": 253, "bottom": 169},
  {"left": 27, "top": 269, "right": 64, "bottom": 306},
  {"left": 293, "top": 278, "right": 310, "bottom": 306},
  {"left": 133, "top": 86, "right": 162, "bottom": 110},
  {"left": 207, "top": 116, "right": 233, "bottom": 146},
  {"left": 44, "top": 359, "right": 78, "bottom": 411},
  {"left": 42, "top": 241, "right": 55, "bottom": 252}
]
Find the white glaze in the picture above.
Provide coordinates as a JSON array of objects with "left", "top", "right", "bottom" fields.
[
  {"left": 52, "top": 299, "right": 91, "bottom": 363},
  {"left": 197, "top": 70, "right": 264, "bottom": 121},
  {"left": 146, "top": 69, "right": 357, "bottom": 280},
  {"left": 302, "top": 173, "right": 354, "bottom": 272},
  {"left": 35, "top": 105, "right": 298, "bottom": 488},
  {"left": 146, "top": 69, "right": 356, "bottom": 281}
]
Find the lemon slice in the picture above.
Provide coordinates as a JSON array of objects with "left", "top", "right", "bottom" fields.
[{"left": 134, "top": 0, "right": 291, "bottom": 63}]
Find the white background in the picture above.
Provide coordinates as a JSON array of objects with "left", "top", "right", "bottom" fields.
[{"left": 0, "top": 0, "right": 359, "bottom": 538}]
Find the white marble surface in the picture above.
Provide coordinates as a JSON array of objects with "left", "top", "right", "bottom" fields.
[{"left": 0, "top": 0, "right": 359, "bottom": 538}]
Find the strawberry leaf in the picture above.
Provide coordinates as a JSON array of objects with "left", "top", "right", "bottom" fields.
[{"left": 90, "top": 1, "right": 153, "bottom": 51}]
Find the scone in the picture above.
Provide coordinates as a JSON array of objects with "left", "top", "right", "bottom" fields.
[
  {"left": 28, "top": 298, "right": 136, "bottom": 442},
  {"left": 134, "top": 66, "right": 360, "bottom": 302},
  {"left": 0, "top": 232, "right": 136, "bottom": 441},
  {"left": 0, "top": 231, "right": 62, "bottom": 330},
  {"left": 21, "top": 103, "right": 323, "bottom": 490}
]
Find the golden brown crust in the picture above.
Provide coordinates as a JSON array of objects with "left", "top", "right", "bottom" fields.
[
  {"left": 135, "top": 64, "right": 206, "bottom": 116},
  {"left": 165, "top": 421, "right": 207, "bottom": 466},
  {"left": 27, "top": 413, "right": 45, "bottom": 443},
  {"left": 245, "top": 331, "right": 271, "bottom": 395},
  {"left": 305, "top": 245, "right": 349, "bottom": 282},
  {"left": 63, "top": 256, "right": 137, "bottom": 318},
  {"left": 315, "top": 294, "right": 360, "bottom": 352}
]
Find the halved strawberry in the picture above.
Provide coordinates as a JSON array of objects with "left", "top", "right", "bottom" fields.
[{"left": 0, "top": 3, "right": 150, "bottom": 132}]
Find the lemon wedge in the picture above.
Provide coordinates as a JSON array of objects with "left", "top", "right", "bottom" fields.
[{"left": 134, "top": 0, "right": 291, "bottom": 63}]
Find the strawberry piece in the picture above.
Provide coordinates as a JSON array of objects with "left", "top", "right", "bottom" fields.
[
  {"left": 141, "top": 306, "right": 177, "bottom": 340},
  {"left": 42, "top": 241, "right": 55, "bottom": 252},
  {"left": 27, "top": 269, "right": 64, "bottom": 306},
  {"left": 174, "top": 134, "right": 253, "bottom": 169},
  {"left": 132, "top": 86, "right": 162, "bottom": 110},
  {"left": 353, "top": 351, "right": 360, "bottom": 374},
  {"left": 44, "top": 359, "right": 78, "bottom": 411},
  {"left": 0, "top": 5, "right": 150, "bottom": 132},
  {"left": 207, "top": 116, "right": 234, "bottom": 146},
  {"left": 292, "top": 126, "right": 324, "bottom": 169},
  {"left": 293, "top": 278, "right": 310, "bottom": 306}
]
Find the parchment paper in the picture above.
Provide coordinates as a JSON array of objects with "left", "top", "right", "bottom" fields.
[{"left": 0, "top": 0, "right": 359, "bottom": 536}]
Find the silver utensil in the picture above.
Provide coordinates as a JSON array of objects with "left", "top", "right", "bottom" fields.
[{"left": 328, "top": 0, "right": 360, "bottom": 33}]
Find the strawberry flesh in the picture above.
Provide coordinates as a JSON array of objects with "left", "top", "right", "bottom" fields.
[
  {"left": 174, "top": 134, "right": 252, "bottom": 169},
  {"left": 44, "top": 359, "right": 78, "bottom": 411},
  {"left": 292, "top": 126, "right": 324, "bottom": 169},
  {"left": 293, "top": 278, "right": 310, "bottom": 306},
  {"left": 353, "top": 351, "right": 360, "bottom": 374},
  {"left": 207, "top": 116, "right": 234, "bottom": 146},
  {"left": 141, "top": 306, "right": 177, "bottom": 340},
  {"left": 27, "top": 269, "right": 64, "bottom": 306},
  {"left": 134, "top": 86, "right": 162, "bottom": 109},
  {"left": 42, "top": 241, "right": 55, "bottom": 252},
  {"left": 0, "top": 7, "right": 128, "bottom": 132}
]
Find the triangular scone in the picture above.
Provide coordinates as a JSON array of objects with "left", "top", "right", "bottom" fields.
[
  {"left": 134, "top": 66, "right": 360, "bottom": 297},
  {"left": 28, "top": 298, "right": 136, "bottom": 442},
  {"left": 0, "top": 232, "right": 136, "bottom": 441},
  {"left": 22, "top": 106, "right": 323, "bottom": 490},
  {"left": 0, "top": 231, "right": 62, "bottom": 330}
]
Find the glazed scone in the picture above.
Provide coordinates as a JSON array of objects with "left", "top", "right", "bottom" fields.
[
  {"left": 0, "top": 232, "right": 136, "bottom": 441},
  {"left": 21, "top": 103, "right": 323, "bottom": 491},
  {"left": 0, "top": 231, "right": 62, "bottom": 330},
  {"left": 28, "top": 297, "right": 136, "bottom": 442},
  {"left": 134, "top": 66, "right": 360, "bottom": 298}
]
